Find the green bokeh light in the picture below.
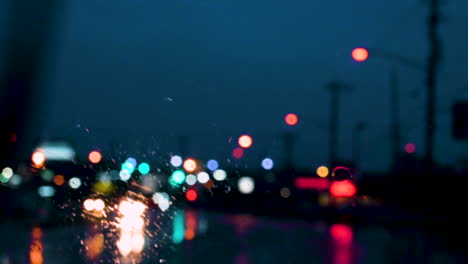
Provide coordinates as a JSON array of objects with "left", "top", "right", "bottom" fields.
[
  {"left": 40, "top": 169, "right": 54, "bottom": 182},
  {"left": 170, "top": 170, "right": 186, "bottom": 185},
  {"left": 138, "top": 163, "right": 150, "bottom": 175},
  {"left": 121, "top": 161, "right": 135, "bottom": 173}
]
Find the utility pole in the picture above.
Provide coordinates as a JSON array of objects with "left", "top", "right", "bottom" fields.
[
  {"left": 352, "top": 121, "right": 367, "bottom": 168},
  {"left": 424, "top": 0, "right": 441, "bottom": 177},
  {"left": 327, "top": 81, "right": 350, "bottom": 167},
  {"left": 282, "top": 131, "right": 296, "bottom": 169},
  {"left": 423, "top": 1, "right": 441, "bottom": 261},
  {"left": 390, "top": 67, "right": 401, "bottom": 169}
]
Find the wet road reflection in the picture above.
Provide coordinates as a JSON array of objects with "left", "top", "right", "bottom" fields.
[
  {"left": 29, "top": 227, "right": 43, "bottom": 264},
  {"left": 0, "top": 210, "right": 465, "bottom": 264}
]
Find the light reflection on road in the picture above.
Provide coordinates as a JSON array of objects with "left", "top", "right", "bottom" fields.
[
  {"left": 84, "top": 226, "right": 104, "bottom": 260},
  {"left": 330, "top": 224, "right": 354, "bottom": 264},
  {"left": 0, "top": 209, "right": 465, "bottom": 264},
  {"left": 116, "top": 198, "right": 147, "bottom": 263},
  {"left": 29, "top": 227, "right": 44, "bottom": 264}
]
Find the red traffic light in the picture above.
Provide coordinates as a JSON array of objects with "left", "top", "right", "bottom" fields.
[{"left": 352, "top": 48, "right": 369, "bottom": 62}]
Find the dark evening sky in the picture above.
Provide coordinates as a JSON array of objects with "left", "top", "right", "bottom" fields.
[{"left": 3, "top": 0, "right": 468, "bottom": 171}]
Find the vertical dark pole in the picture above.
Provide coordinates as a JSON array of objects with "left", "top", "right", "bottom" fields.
[
  {"left": 328, "top": 82, "right": 341, "bottom": 167},
  {"left": 422, "top": 1, "right": 441, "bottom": 262},
  {"left": 390, "top": 67, "right": 401, "bottom": 169},
  {"left": 424, "top": 0, "right": 441, "bottom": 176},
  {"left": 352, "top": 122, "right": 366, "bottom": 168},
  {"left": 282, "top": 131, "right": 295, "bottom": 169}
]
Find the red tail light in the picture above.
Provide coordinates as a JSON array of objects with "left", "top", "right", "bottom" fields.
[
  {"left": 294, "top": 177, "right": 330, "bottom": 190},
  {"left": 330, "top": 180, "right": 356, "bottom": 197}
]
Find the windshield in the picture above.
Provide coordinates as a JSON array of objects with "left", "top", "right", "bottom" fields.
[{"left": 0, "top": 0, "right": 467, "bottom": 263}]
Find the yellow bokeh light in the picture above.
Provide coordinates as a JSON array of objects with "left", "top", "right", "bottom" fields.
[{"left": 316, "top": 166, "right": 329, "bottom": 178}]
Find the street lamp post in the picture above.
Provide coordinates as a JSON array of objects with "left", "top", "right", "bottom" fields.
[
  {"left": 352, "top": 47, "right": 425, "bottom": 169},
  {"left": 352, "top": 121, "right": 367, "bottom": 168},
  {"left": 326, "top": 81, "right": 351, "bottom": 167}
]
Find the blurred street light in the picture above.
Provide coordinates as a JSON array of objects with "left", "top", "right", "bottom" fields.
[{"left": 351, "top": 48, "right": 369, "bottom": 62}]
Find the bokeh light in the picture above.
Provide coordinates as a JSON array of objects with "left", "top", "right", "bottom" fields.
[
  {"left": 119, "top": 170, "right": 131, "bottom": 181},
  {"left": 172, "top": 210, "right": 185, "bottom": 244},
  {"left": 152, "top": 192, "right": 170, "bottom": 211},
  {"left": 232, "top": 147, "right": 244, "bottom": 159},
  {"left": 318, "top": 193, "right": 330, "bottom": 207},
  {"left": 9, "top": 174, "right": 22, "bottom": 187},
  {"left": 261, "top": 158, "right": 274, "bottom": 170},
  {"left": 183, "top": 159, "right": 197, "bottom": 172},
  {"left": 330, "top": 224, "right": 353, "bottom": 246},
  {"left": 38, "top": 186, "right": 55, "bottom": 198},
  {"left": 53, "top": 174, "right": 65, "bottom": 186},
  {"left": 88, "top": 151, "right": 102, "bottom": 164},
  {"left": 31, "top": 227, "right": 43, "bottom": 240},
  {"left": 85, "top": 233, "right": 104, "bottom": 260},
  {"left": 185, "top": 229, "right": 196, "bottom": 240},
  {"left": 185, "top": 190, "right": 198, "bottom": 202},
  {"left": 137, "top": 162, "right": 150, "bottom": 175},
  {"left": 117, "top": 199, "right": 147, "bottom": 257},
  {"left": 83, "top": 199, "right": 95, "bottom": 211},
  {"left": 316, "top": 166, "right": 329, "bottom": 178},
  {"left": 40, "top": 170, "right": 54, "bottom": 182},
  {"left": 284, "top": 113, "right": 299, "bottom": 126},
  {"left": 186, "top": 174, "right": 197, "bottom": 185},
  {"left": 120, "top": 216, "right": 144, "bottom": 230},
  {"left": 280, "top": 187, "right": 291, "bottom": 198},
  {"left": 0, "top": 175, "right": 9, "bottom": 184},
  {"left": 352, "top": 47, "right": 369, "bottom": 62},
  {"left": 126, "top": 157, "right": 137, "bottom": 167},
  {"left": 197, "top": 172, "right": 210, "bottom": 184},
  {"left": 170, "top": 155, "right": 183, "bottom": 167},
  {"left": 207, "top": 160, "right": 219, "bottom": 171},
  {"left": 330, "top": 180, "right": 356, "bottom": 197},
  {"left": 29, "top": 228, "right": 43, "bottom": 264},
  {"left": 238, "top": 135, "right": 253, "bottom": 148},
  {"left": 404, "top": 143, "right": 416, "bottom": 154},
  {"left": 238, "top": 177, "right": 255, "bottom": 194},
  {"left": 118, "top": 200, "right": 146, "bottom": 216},
  {"left": 32, "top": 151, "right": 46, "bottom": 166},
  {"left": 213, "top": 169, "right": 227, "bottom": 181},
  {"left": 94, "top": 199, "right": 105, "bottom": 211},
  {"left": 1, "top": 167, "right": 13, "bottom": 179},
  {"left": 69, "top": 177, "right": 81, "bottom": 189},
  {"left": 171, "top": 170, "right": 186, "bottom": 185},
  {"left": 121, "top": 161, "right": 135, "bottom": 173}
]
